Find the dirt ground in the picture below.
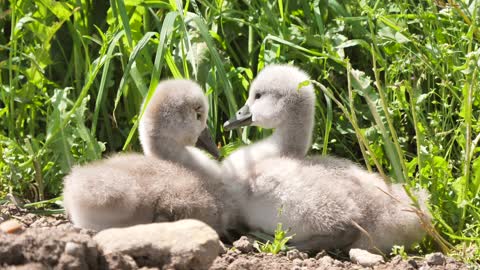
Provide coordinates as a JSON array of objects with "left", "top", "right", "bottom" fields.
[{"left": 0, "top": 204, "right": 475, "bottom": 270}]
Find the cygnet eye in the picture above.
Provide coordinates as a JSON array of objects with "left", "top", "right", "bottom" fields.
[
  {"left": 255, "top": 93, "right": 262, "bottom": 99},
  {"left": 196, "top": 112, "right": 202, "bottom": 120}
]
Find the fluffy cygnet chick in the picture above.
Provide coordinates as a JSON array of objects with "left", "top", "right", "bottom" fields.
[
  {"left": 63, "top": 79, "right": 232, "bottom": 236},
  {"left": 222, "top": 65, "right": 315, "bottom": 202},
  {"left": 223, "top": 64, "right": 429, "bottom": 253}
]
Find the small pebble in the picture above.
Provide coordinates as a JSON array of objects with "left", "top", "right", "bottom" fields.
[
  {"left": 0, "top": 219, "right": 23, "bottom": 233},
  {"left": 232, "top": 236, "right": 254, "bottom": 253},
  {"left": 64, "top": 242, "right": 84, "bottom": 256},
  {"left": 425, "top": 252, "right": 445, "bottom": 266},
  {"left": 287, "top": 249, "right": 303, "bottom": 260},
  {"left": 292, "top": 258, "right": 303, "bottom": 266},
  {"left": 349, "top": 248, "right": 384, "bottom": 267},
  {"left": 317, "top": 255, "right": 334, "bottom": 266},
  {"left": 303, "top": 258, "right": 317, "bottom": 267}
]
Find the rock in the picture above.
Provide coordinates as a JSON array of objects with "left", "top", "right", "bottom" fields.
[
  {"left": 0, "top": 227, "right": 99, "bottom": 269},
  {"left": 349, "top": 248, "right": 384, "bottom": 267},
  {"left": 286, "top": 249, "right": 308, "bottom": 260},
  {"left": 0, "top": 219, "right": 24, "bottom": 233},
  {"left": 233, "top": 236, "right": 254, "bottom": 253},
  {"left": 425, "top": 252, "right": 446, "bottom": 266},
  {"left": 65, "top": 242, "right": 84, "bottom": 256},
  {"left": 93, "top": 219, "right": 220, "bottom": 270}
]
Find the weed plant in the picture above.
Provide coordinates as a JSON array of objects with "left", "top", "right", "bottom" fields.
[
  {"left": 253, "top": 223, "right": 294, "bottom": 254},
  {"left": 1, "top": 0, "right": 479, "bottom": 260}
]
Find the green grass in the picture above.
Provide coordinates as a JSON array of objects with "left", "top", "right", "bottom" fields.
[{"left": 1, "top": 0, "right": 479, "bottom": 262}]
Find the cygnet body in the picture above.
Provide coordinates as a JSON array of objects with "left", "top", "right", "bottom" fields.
[
  {"left": 63, "top": 79, "right": 233, "bottom": 236},
  {"left": 223, "top": 64, "right": 429, "bottom": 253}
]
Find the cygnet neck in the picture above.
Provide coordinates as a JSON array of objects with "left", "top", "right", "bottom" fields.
[
  {"left": 143, "top": 133, "right": 220, "bottom": 181},
  {"left": 145, "top": 133, "right": 185, "bottom": 161},
  {"left": 268, "top": 104, "right": 314, "bottom": 158}
]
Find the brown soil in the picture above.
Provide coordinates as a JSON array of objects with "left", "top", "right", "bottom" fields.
[
  {"left": 0, "top": 204, "right": 474, "bottom": 270},
  {"left": 210, "top": 251, "right": 467, "bottom": 270}
]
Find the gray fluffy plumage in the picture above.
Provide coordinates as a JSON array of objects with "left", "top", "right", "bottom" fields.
[
  {"left": 63, "top": 79, "right": 235, "bottom": 236},
  {"left": 223, "top": 65, "right": 430, "bottom": 253}
]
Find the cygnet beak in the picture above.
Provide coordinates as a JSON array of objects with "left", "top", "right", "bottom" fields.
[
  {"left": 223, "top": 105, "right": 253, "bottom": 131},
  {"left": 195, "top": 127, "right": 220, "bottom": 159}
]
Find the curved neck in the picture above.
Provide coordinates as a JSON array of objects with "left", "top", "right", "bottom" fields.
[
  {"left": 269, "top": 104, "right": 314, "bottom": 158},
  {"left": 142, "top": 133, "right": 220, "bottom": 180},
  {"left": 142, "top": 132, "right": 181, "bottom": 161},
  {"left": 270, "top": 119, "right": 313, "bottom": 158}
]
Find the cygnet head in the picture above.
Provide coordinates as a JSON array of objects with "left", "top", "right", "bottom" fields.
[
  {"left": 224, "top": 64, "right": 315, "bottom": 130},
  {"left": 139, "top": 79, "right": 216, "bottom": 158}
]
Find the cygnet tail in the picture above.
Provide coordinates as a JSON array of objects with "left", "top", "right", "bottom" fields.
[
  {"left": 63, "top": 165, "right": 145, "bottom": 231},
  {"left": 390, "top": 184, "right": 432, "bottom": 245},
  {"left": 391, "top": 184, "right": 431, "bottom": 221},
  {"left": 356, "top": 184, "right": 431, "bottom": 253}
]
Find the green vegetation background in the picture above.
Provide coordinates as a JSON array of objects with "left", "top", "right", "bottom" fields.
[{"left": 0, "top": 0, "right": 479, "bottom": 260}]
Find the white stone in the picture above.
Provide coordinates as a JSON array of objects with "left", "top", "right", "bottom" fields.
[
  {"left": 349, "top": 248, "right": 384, "bottom": 267},
  {"left": 94, "top": 219, "right": 220, "bottom": 270}
]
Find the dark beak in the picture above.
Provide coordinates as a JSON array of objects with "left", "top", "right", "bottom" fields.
[
  {"left": 223, "top": 105, "right": 253, "bottom": 131},
  {"left": 195, "top": 127, "right": 220, "bottom": 159}
]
